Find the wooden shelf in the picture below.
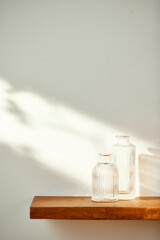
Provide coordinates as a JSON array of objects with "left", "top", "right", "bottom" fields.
[{"left": 30, "top": 196, "right": 160, "bottom": 220}]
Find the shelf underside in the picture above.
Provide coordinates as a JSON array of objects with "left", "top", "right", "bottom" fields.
[{"left": 30, "top": 196, "right": 160, "bottom": 220}]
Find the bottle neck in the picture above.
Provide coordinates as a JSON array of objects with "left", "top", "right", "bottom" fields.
[
  {"left": 116, "top": 135, "right": 130, "bottom": 145},
  {"left": 98, "top": 154, "right": 111, "bottom": 163}
]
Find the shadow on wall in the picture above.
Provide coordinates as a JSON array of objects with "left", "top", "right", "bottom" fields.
[
  {"left": 49, "top": 220, "right": 160, "bottom": 240},
  {"left": 139, "top": 145, "right": 160, "bottom": 196},
  {"left": 0, "top": 77, "right": 158, "bottom": 196}
]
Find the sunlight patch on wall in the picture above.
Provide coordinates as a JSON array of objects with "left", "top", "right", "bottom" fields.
[{"left": 0, "top": 77, "right": 150, "bottom": 194}]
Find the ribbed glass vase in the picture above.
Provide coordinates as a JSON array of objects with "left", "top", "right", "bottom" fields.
[
  {"left": 112, "top": 135, "right": 135, "bottom": 200},
  {"left": 92, "top": 154, "right": 119, "bottom": 202}
]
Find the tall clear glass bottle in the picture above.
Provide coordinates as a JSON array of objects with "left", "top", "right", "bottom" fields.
[
  {"left": 112, "top": 136, "right": 135, "bottom": 200},
  {"left": 92, "top": 154, "right": 119, "bottom": 202}
]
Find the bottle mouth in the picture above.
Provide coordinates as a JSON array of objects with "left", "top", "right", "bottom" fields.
[
  {"left": 116, "top": 135, "right": 130, "bottom": 139},
  {"left": 98, "top": 153, "right": 111, "bottom": 157}
]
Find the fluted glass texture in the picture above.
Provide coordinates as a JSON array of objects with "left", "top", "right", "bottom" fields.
[
  {"left": 92, "top": 154, "right": 119, "bottom": 202},
  {"left": 112, "top": 136, "right": 135, "bottom": 200}
]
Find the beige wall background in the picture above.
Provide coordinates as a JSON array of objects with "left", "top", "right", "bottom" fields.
[{"left": 0, "top": 0, "right": 160, "bottom": 239}]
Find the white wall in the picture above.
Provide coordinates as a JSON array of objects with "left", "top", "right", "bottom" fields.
[{"left": 0, "top": 0, "right": 160, "bottom": 239}]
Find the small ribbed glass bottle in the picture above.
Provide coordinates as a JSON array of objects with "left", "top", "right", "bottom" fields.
[
  {"left": 92, "top": 154, "right": 119, "bottom": 202},
  {"left": 112, "top": 135, "right": 135, "bottom": 200}
]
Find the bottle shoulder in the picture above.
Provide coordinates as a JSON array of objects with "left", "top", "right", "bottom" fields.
[{"left": 92, "top": 163, "right": 118, "bottom": 172}]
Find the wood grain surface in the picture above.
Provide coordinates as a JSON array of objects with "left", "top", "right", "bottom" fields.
[{"left": 30, "top": 196, "right": 160, "bottom": 220}]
